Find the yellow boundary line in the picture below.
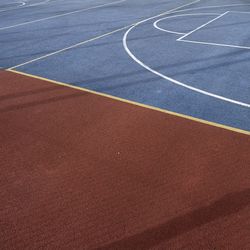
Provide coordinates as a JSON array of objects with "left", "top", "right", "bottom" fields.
[{"left": 7, "top": 69, "right": 250, "bottom": 136}]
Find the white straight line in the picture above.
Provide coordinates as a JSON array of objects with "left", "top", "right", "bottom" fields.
[
  {"left": 123, "top": 7, "right": 250, "bottom": 107},
  {"left": 8, "top": 0, "right": 250, "bottom": 70},
  {"left": 166, "top": 3, "right": 250, "bottom": 15},
  {"left": 177, "top": 11, "right": 229, "bottom": 40},
  {"left": 0, "top": 0, "right": 126, "bottom": 31},
  {"left": 126, "top": 0, "right": 201, "bottom": 28},
  {"left": 123, "top": 31, "right": 250, "bottom": 107},
  {"left": 178, "top": 39, "right": 250, "bottom": 50},
  {"left": 8, "top": 25, "right": 132, "bottom": 69},
  {"left": 4, "top": 0, "right": 250, "bottom": 108},
  {"left": 153, "top": 13, "right": 219, "bottom": 35},
  {"left": 8, "top": 0, "right": 201, "bottom": 69}
]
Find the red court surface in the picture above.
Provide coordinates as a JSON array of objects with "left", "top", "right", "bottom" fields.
[{"left": 0, "top": 70, "right": 250, "bottom": 249}]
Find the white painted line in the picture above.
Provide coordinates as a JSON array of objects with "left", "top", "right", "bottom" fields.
[
  {"left": 123, "top": 29, "right": 250, "bottom": 107},
  {"left": 154, "top": 21, "right": 185, "bottom": 35},
  {"left": 166, "top": 3, "right": 250, "bottom": 15},
  {"left": 228, "top": 10, "right": 250, "bottom": 14},
  {"left": 7, "top": 0, "right": 250, "bottom": 74},
  {"left": 174, "top": 10, "right": 250, "bottom": 49},
  {"left": 154, "top": 12, "right": 250, "bottom": 49},
  {"left": 2, "top": 0, "right": 250, "bottom": 109},
  {"left": 126, "top": 0, "right": 201, "bottom": 29},
  {"left": 123, "top": 7, "right": 250, "bottom": 107},
  {"left": 0, "top": 1, "right": 26, "bottom": 13},
  {"left": 8, "top": 0, "right": 201, "bottom": 69},
  {"left": 153, "top": 13, "right": 219, "bottom": 35},
  {"left": 8, "top": 25, "right": 133, "bottom": 70},
  {"left": 177, "top": 11, "right": 229, "bottom": 41},
  {"left": 0, "top": 0, "right": 126, "bottom": 30},
  {"left": 0, "top": 0, "right": 52, "bottom": 13},
  {"left": 178, "top": 39, "right": 250, "bottom": 50}
]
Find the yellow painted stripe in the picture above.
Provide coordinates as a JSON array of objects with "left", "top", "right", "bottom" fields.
[{"left": 7, "top": 69, "right": 250, "bottom": 136}]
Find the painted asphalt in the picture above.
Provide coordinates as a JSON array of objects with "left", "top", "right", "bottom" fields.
[
  {"left": 1, "top": 70, "right": 250, "bottom": 249},
  {"left": 1, "top": 0, "right": 250, "bottom": 131}
]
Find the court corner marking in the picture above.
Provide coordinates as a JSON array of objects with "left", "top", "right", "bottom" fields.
[{"left": 6, "top": 69, "right": 250, "bottom": 136}]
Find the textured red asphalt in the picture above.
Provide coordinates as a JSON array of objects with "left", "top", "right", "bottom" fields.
[{"left": 0, "top": 70, "right": 249, "bottom": 249}]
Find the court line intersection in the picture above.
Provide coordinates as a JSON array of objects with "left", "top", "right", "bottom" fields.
[{"left": 2, "top": 0, "right": 250, "bottom": 134}]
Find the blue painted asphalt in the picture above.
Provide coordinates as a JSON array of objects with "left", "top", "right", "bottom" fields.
[
  {"left": 0, "top": 0, "right": 189, "bottom": 68},
  {"left": 1, "top": 0, "right": 250, "bottom": 131},
  {"left": 182, "top": 11, "right": 250, "bottom": 48}
]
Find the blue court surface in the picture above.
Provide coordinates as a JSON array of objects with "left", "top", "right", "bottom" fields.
[{"left": 1, "top": 0, "right": 250, "bottom": 132}]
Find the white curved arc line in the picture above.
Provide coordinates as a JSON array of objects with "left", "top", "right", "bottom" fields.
[
  {"left": 130, "top": 2, "right": 250, "bottom": 36},
  {"left": 6, "top": 0, "right": 250, "bottom": 73},
  {"left": 153, "top": 23, "right": 185, "bottom": 35},
  {"left": 129, "top": 1, "right": 250, "bottom": 28},
  {"left": 133, "top": 2, "right": 250, "bottom": 29},
  {"left": 8, "top": 68, "right": 250, "bottom": 135},
  {"left": 6, "top": 0, "right": 199, "bottom": 69},
  {"left": 123, "top": 18, "right": 250, "bottom": 107},
  {"left": 130, "top": 0, "right": 202, "bottom": 28},
  {"left": 0, "top": 0, "right": 54, "bottom": 13},
  {"left": 154, "top": 13, "right": 250, "bottom": 50},
  {"left": 153, "top": 13, "right": 219, "bottom": 35}
]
